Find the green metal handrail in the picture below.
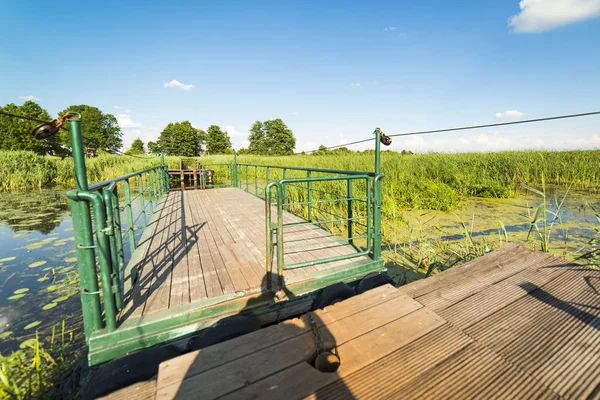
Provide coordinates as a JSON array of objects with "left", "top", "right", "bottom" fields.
[{"left": 265, "top": 173, "right": 383, "bottom": 292}]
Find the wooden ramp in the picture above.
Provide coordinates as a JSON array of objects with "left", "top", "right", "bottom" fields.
[
  {"left": 102, "top": 244, "right": 600, "bottom": 399},
  {"left": 121, "top": 188, "right": 368, "bottom": 320}
]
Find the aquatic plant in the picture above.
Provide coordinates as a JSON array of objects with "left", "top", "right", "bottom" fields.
[{"left": 0, "top": 323, "right": 83, "bottom": 399}]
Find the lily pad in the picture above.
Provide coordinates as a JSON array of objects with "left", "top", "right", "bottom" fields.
[
  {"left": 25, "top": 243, "right": 43, "bottom": 250},
  {"left": 8, "top": 294, "right": 26, "bottom": 300},
  {"left": 37, "top": 276, "right": 49, "bottom": 282},
  {"left": 24, "top": 321, "right": 41, "bottom": 330},
  {"left": 42, "top": 303, "right": 57, "bottom": 311},
  {"left": 14, "top": 288, "right": 29, "bottom": 294},
  {"left": 28, "top": 260, "right": 46, "bottom": 268},
  {"left": 0, "top": 331, "right": 13, "bottom": 340},
  {"left": 53, "top": 295, "right": 70, "bottom": 303},
  {"left": 0, "top": 257, "right": 16, "bottom": 263},
  {"left": 19, "top": 338, "right": 37, "bottom": 348},
  {"left": 46, "top": 285, "right": 60, "bottom": 292},
  {"left": 64, "top": 257, "right": 77, "bottom": 263}
]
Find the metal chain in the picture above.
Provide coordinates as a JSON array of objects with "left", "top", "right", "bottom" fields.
[{"left": 307, "top": 311, "right": 324, "bottom": 356}]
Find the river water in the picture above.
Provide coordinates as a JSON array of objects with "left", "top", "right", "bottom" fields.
[{"left": 0, "top": 187, "right": 598, "bottom": 357}]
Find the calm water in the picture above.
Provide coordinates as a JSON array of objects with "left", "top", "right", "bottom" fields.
[
  {"left": 0, "top": 187, "right": 598, "bottom": 356},
  {"left": 0, "top": 188, "right": 154, "bottom": 356}
]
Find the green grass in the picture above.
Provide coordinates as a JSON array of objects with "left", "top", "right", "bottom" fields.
[{"left": 2, "top": 149, "right": 600, "bottom": 213}]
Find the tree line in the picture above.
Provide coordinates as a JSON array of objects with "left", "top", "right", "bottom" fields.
[{"left": 0, "top": 101, "right": 298, "bottom": 157}]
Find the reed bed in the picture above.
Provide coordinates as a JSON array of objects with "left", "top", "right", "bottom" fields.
[{"left": 1, "top": 149, "right": 599, "bottom": 212}]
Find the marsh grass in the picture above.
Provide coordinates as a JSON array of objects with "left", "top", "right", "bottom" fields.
[{"left": 0, "top": 322, "right": 82, "bottom": 399}]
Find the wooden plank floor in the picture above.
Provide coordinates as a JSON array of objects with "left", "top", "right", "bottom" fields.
[
  {"left": 120, "top": 188, "right": 367, "bottom": 320},
  {"left": 107, "top": 243, "right": 600, "bottom": 399}
]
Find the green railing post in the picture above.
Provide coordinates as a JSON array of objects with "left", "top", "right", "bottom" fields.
[
  {"left": 123, "top": 178, "right": 136, "bottom": 252},
  {"left": 138, "top": 174, "right": 147, "bottom": 230},
  {"left": 347, "top": 179, "right": 353, "bottom": 244},
  {"left": 146, "top": 171, "right": 154, "bottom": 215},
  {"left": 245, "top": 165, "right": 249, "bottom": 192},
  {"left": 233, "top": 152, "right": 238, "bottom": 187},
  {"left": 66, "top": 115, "right": 102, "bottom": 341},
  {"left": 373, "top": 128, "right": 383, "bottom": 260},
  {"left": 103, "top": 187, "right": 123, "bottom": 312},
  {"left": 283, "top": 168, "right": 287, "bottom": 211},
  {"left": 307, "top": 170, "right": 312, "bottom": 222},
  {"left": 254, "top": 165, "right": 258, "bottom": 196}
]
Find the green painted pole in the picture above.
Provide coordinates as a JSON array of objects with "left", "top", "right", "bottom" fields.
[
  {"left": 146, "top": 171, "right": 154, "bottom": 215},
  {"left": 307, "top": 170, "right": 312, "bottom": 222},
  {"left": 138, "top": 174, "right": 147, "bottom": 230},
  {"left": 373, "top": 128, "right": 382, "bottom": 260},
  {"left": 233, "top": 152, "right": 238, "bottom": 187},
  {"left": 67, "top": 116, "right": 102, "bottom": 340},
  {"left": 254, "top": 165, "right": 258, "bottom": 196},
  {"left": 347, "top": 179, "right": 353, "bottom": 244},
  {"left": 123, "top": 179, "right": 136, "bottom": 252}
]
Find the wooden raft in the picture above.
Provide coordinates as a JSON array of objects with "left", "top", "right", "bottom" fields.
[{"left": 103, "top": 243, "right": 600, "bottom": 399}]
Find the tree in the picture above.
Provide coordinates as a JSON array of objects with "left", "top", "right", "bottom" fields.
[
  {"left": 247, "top": 119, "right": 295, "bottom": 155},
  {"left": 147, "top": 140, "right": 160, "bottom": 154},
  {"left": 206, "top": 125, "right": 232, "bottom": 154},
  {"left": 125, "top": 138, "right": 145, "bottom": 155},
  {"left": 58, "top": 105, "right": 122, "bottom": 153},
  {"left": 0, "top": 101, "right": 65, "bottom": 155},
  {"left": 157, "top": 121, "right": 202, "bottom": 156}
]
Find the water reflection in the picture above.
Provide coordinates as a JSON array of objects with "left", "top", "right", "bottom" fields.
[{"left": 0, "top": 190, "right": 69, "bottom": 234}]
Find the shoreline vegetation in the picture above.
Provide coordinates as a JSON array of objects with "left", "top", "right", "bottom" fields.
[{"left": 1, "top": 149, "right": 598, "bottom": 212}]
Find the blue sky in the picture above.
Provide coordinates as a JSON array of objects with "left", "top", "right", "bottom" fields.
[{"left": 1, "top": 0, "right": 600, "bottom": 152}]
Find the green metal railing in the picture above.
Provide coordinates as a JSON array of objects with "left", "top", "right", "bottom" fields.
[
  {"left": 66, "top": 113, "right": 385, "bottom": 341},
  {"left": 65, "top": 116, "right": 170, "bottom": 340}
]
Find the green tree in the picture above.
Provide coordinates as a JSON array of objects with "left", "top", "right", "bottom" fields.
[
  {"left": 0, "top": 101, "right": 65, "bottom": 155},
  {"left": 247, "top": 119, "right": 295, "bottom": 155},
  {"left": 58, "top": 105, "right": 122, "bottom": 153},
  {"left": 157, "top": 121, "right": 202, "bottom": 156},
  {"left": 125, "top": 138, "right": 145, "bottom": 155},
  {"left": 206, "top": 125, "right": 232, "bottom": 154},
  {"left": 147, "top": 140, "right": 160, "bottom": 154}
]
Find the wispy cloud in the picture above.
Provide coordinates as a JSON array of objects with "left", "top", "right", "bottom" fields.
[
  {"left": 383, "top": 26, "right": 397, "bottom": 31},
  {"left": 20, "top": 95, "right": 39, "bottom": 102},
  {"left": 495, "top": 110, "right": 525, "bottom": 120},
  {"left": 116, "top": 114, "right": 143, "bottom": 129},
  {"left": 350, "top": 83, "right": 361, "bottom": 88},
  {"left": 164, "top": 79, "right": 195, "bottom": 91},
  {"left": 509, "top": 0, "right": 600, "bottom": 33}
]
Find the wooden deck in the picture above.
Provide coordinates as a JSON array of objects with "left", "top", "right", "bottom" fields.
[
  {"left": 120, "top": 188, "right": 368, "bottom": 320},
  {"left": 105, "top": 243, "right": 600, "bottom": 399}
]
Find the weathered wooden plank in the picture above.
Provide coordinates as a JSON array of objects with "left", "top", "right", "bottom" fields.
[
  {"left": 98, "top": 379, "right": 157, "bottom": 400},
  {"left": 168, "top": 191, "right": 190, "bottom": 309},
  {"left": 155, "top": 285, "right": 406, "bottom": 398},
  {"left": 220, "top": 307, "right": 445, "bottom": 400},
  {"left": 143, "top": 192, "right": 177, "bottom": 314},
  {"left": 188, "top": 192, "right": 223, "bottom": 298},
  {"left": 182, "top": 191, "right": 208, "bottom": 301}
]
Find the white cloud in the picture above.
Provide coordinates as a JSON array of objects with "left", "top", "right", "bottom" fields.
[
  {"left": 383, "top": 26, "right": 397, "bottom": 31},
  {"left": 116, "top": 114, "right": 143, "bottom": 129},
  {"left": 20, "top": 95, "right": 40, "bottom": 102},
  {"left": 113, "top": 105, "right": 121, "bottom": 110},
  {"left": 292, "top": 112, "right": 300, "bottom": 116},
  {"left": 458, "top": 138, "right": 471, "bottom": 145},
  {"left": 495, "top": 110, "right": 525, "bottom": 119},
  {"left": 509, "top": 0, "right": 600, "bottom": 33},
  {"left": 224, "top": 125, "right": 247, "bottom": 138},
  {"left": 350, "top": 83, "right": 361, "bottom": 88},
  {"left": 164, "top": 79, "right": 195, "bottom": 91}
]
